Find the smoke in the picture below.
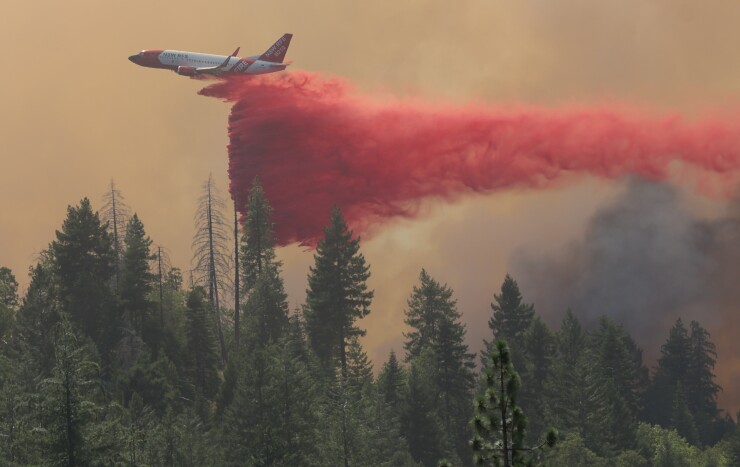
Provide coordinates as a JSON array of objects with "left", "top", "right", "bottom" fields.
[
  {"left": 511, "top": 179, "right": 740, "bottom": 409},
  {"left": 200, "top": 72, "right": 740, "bottom": 246}
]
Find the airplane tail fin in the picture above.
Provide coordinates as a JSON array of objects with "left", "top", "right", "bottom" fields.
[{"left": 258, "top": 33, "right": 293, "bottom": 63}]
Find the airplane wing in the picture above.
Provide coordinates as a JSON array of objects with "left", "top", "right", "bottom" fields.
[{"left": 193, "top": 47, "right": 240, "bottom": 74}]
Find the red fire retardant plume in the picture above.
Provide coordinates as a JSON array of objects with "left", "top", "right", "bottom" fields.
[{"left": 200, "top": 72, "right": 740, "bottom": 246}]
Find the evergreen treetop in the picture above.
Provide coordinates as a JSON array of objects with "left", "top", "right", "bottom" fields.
[{"left": 304, "top": 205, "right": 373, "bottom": 374}]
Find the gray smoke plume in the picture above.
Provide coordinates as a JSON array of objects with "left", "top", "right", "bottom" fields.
[{"left": 511, "top": 179, "right": 740, "bottom": 348}]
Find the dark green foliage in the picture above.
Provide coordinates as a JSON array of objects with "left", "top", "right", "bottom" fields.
[
  {"left": 545, "top": 433, "right": 605, "bottom": 467},
  {"left": 404, "top": 269, "right": 457, "bottom": 360},
  {"left": 0, "top": 266, "right": 19, "bottom": 309},
  {"left": 670, "top": 383, "right": 699, "bottom": 446},
  {"left": 243, "top": 263, "right": 289, "bottom": 348},
  {"left": 119, "top": 214, "right": 155, "bottom": 336},
  {"left": 402, "top": 351, "right": 447, "bottom": 467},
  {"left": 403, "top": 269, "right": 475, "bottom": 464},
  {"left": 728, "top": 413, "right": 740, "bottom": 465},
  {"left": 520, "top": 316, "right": 555, "bottom": 440},
  {"left": 471, "top": 340, "right": 557, "bottom": 467},
  {"left": 546, "top": 310, "right": 587, "bottom": 436},
  {"left": 239, "top": 178, "right": 280, "bottom": 350},
  {"left": 224, "top": 319, "right": 321, "bottom": 466},
  {"left": 646, "top": 318, "right": 728, "bottom": 445},
  {"left": 378, "top": 350, "right": 406, "bottom": 410},
  {"left": 487, "top": 275, "right": 534, "bottom": 372},
  {"left": 304, "top": 205, "right": 373, "bottom": 375},
  {"left": 51, "top": 198, "right": 117, "bottom": 353},
  {"left": 646, "top": 318, "right": 691, "bottom": 427},
  {"left": 241, "top": 177, "right": 278, "bottom": 294},
  {"left": 41, "top": 316, "right": 119, "bottom": 466},
  {"left": 185, "top": 287, "right": 220, "bottom": 399},
  {"left": 13, "top": 254, "right": 62, "bottom": 373},
  {"left": 581, "top": 317, "right": 648, "bottom": 456},
  {"left": 6, "top": 190, "right": 738, "bottom": 465},
  {"left": 121, "top": 353, "right": 181, "bottom": 414}
]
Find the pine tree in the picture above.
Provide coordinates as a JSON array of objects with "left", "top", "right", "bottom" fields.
[
  {"left": 728, "top": 413, "right": 740, "bottom": 466},
  {"left": 346, "top": 336, "right": 374, "bottom": 397},
  {"left": 0, "top": 267, "right": 19, "bottom": 309},
  {"left": 646, "top": 318, "right": 691, "bottom": 427},
  {"left": 670, "top": 383, "right": 699, "bottom": 446},
  {"left": 401, "top": 350, "right": 447, "bottom": 467},
  {"left": 487, "top": 275, "right": 534, "bottom": 372},
  {"left": 685, "top": 320, "right": 722, "bottom": 444},
  {"left": 243, "top": 264, "right": 289, "bottom": 348},
  {"left": 239, "top": 178, "right": 280, "bottom": 350},
  {"left": 0, "top": 267, "right": 18, "bottom": 341},
  {"left": 224, "top": 323, "right": 321, "bottom": 465},
  {"left": 434, "top": 300, "right": 476, "bottom": 461},
  {"left": 119, "top": 214, "right": 155, "bottom": 336},
  {"left": 304, "top": 205, "right": 373, "bottom": 377},
  {"left": 547, "top": 310, "right": 587, "bottom": 436},
  {"left": 471, "top": 340, "right": 557, "bottom": 467},
  {"left": 100, "top": 180, "right": 132, "bottom": 291},
  {"left": 581, "top": 317, "right": 647, "bottom": 455},
  {"left": 51, "top": 198, "right": 117, "bottom": 354},
  {"left": 402, "top": 269, "right": 475, "bottom": 463},
  {"left": 11, "top": 252, "right": 61, "bottom": 374},
  {"left": 41, "top": 317, "right": 107, "bottom": 466},
  {"left": 521, "top": 316, "right": 556, "bottom": 440},
  {"left": 377, "top": 350, "right": 406, "bottom": 411},
  {"left": 192, "top": 175, "right": 231, "bottom": 364},
  {"left": 184, "top": 287, "right": 219, "bottom": 399},
  {"left": 241, "top": 177, "right": 278, "bottom": 295},
  {"left": 403, "top": 269, "right": 456, "bottom": 360}
]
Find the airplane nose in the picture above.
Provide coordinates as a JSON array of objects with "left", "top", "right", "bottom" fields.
[{"left": 128, "top": 54, "right": 139, "bottom": 63}]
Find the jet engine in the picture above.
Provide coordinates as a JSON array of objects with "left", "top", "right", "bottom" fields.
[{"left": 176, "top": 66, "right": 197, "bottom": 76}]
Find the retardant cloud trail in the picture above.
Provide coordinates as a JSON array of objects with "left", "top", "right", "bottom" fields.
[{"left": 200, "top": 72, "right": 740, "bottom": 245}]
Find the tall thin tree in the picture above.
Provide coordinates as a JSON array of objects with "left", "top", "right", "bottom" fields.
[
  {"left": 192, "top": 174, "right": 231, "bottom": 364},
  {"left": 101, "top": 180, "right": 131, "bottom": 290}
]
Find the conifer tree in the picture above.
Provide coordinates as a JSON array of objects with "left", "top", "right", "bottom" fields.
[
  {"left": 728, "top": 413, "right": 740, "bottom": 466},
  {"left": 243, "top": 264, "right": 289, "bottom": 348},
  {"left": 670, "top": 383, "right": 699, "bottom": 446},
  {"left": 377, "top": 350, "right": 406, "bottom": 411},
  {"left": 521, "top": 316, "right": 556, "bottom": 439},
  {"left": 304, "top": 205, "right": 373, "bottom": 377},
  {"left": 224, "top": 320, "right": 321, "bottom": 465},
  {"left": 241, "top": 177, "right": 278, "bottom": 295},
  {"left": 471, "top": 340, "right": 556, "bottom": 467},
  {"left": 547, "top": 310, "right": 587, "bottom": 435},
  {"left": 402, "top": 350, "right": 447, "bottom": 467},
  {"left": 192, "top": 175, "right": 231, "bottom": 364},
  {"left": 41, "top": 317, "right": 108, "bottom": 466},
  {"left": 403, "top": 269, "right": 456, "bottom": 360},
  {"left": 646, "top": 318, "right": 691, "bottom": 427},
  {"left": 184, "top": 287, "right": 219, "bottom": 399},
  {"left": 239, "top": 178, "right": 280, "bottom": 349},
  {"left": 51, "top": 198, "right": 117, "bottom": 353},
  {"left": 686, "top": 320, "right": 722, "bottom": 443},
  {"left": 119, "top": 214, "right": 155, "bottom": 335},
  {"left": 581, "top": 317, "right": 647, "bottom": 455},
  {"left": 403, "top": 269, "right": 475, "bottom": 463},
  {"left": 0, "top": 267, "right": 18, "bottom": 309},
  {"left": 101, "top": 180, "right": 132, "bottom": 290},
  {"left": 487, "top": 275, "right": 534, "bottom": 372}
]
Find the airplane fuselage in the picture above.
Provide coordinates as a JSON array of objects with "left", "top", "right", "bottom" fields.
[{"left": 129, "top": 49, "right": 287, "bottom": 76}]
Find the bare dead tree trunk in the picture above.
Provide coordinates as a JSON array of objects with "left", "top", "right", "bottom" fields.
[{"left": 234, "top": 201, "right": 240, "bottom": 349}]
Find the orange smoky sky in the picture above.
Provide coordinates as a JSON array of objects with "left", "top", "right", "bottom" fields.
[{"left": 1, "top": 1, "right": 739, "bottom": 411}]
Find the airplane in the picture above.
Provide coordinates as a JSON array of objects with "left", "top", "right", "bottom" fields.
[{"left": 128, "top": 33, "right": 293, "bottom": 77}]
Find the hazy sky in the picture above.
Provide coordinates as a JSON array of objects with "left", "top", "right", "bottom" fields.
[{"left": 2, "top": 1, "right": 740, "bottom": 410}]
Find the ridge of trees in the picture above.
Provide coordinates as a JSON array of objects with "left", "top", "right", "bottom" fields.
[{"left": 0, "top": 180, "right": 736, "bottom": 466}]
